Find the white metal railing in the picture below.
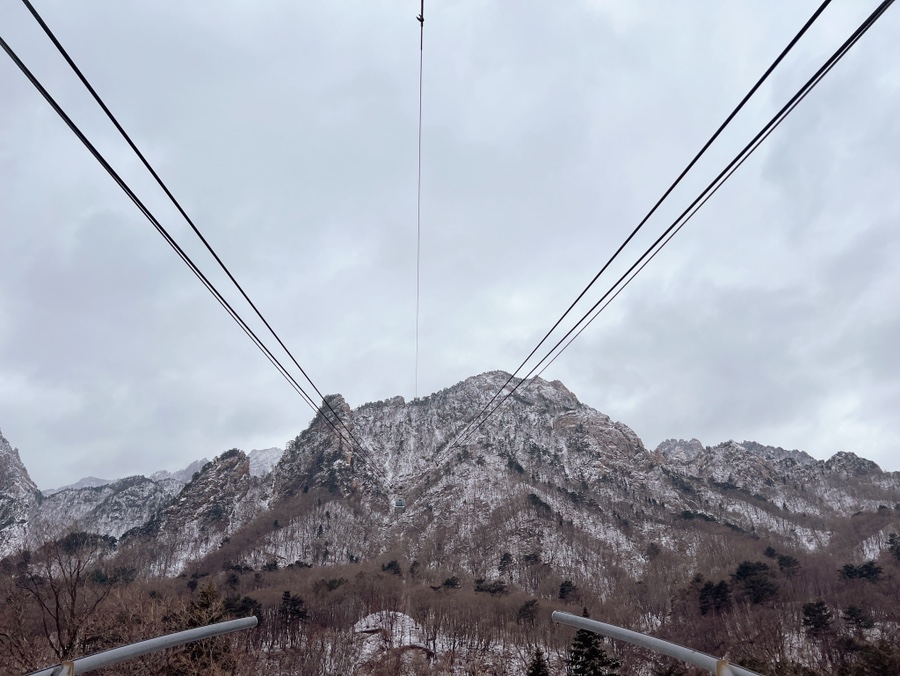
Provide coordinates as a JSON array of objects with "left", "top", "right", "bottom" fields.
[
  {"left": 26, "top": 616, "right": 258, "bottom": 676},
  {"left": 552, "top": 611, "right": 762, "bottom": 676}
]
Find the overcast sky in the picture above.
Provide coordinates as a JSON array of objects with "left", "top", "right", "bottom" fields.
[{"left": 1, "top": 1, "right": 898, "bottom": 488}]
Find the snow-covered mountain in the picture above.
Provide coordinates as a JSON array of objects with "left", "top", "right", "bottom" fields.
[
  {"left": 0, "top": 428, "right": 41, "bottom": 555},
  {"left": 249, "top": 447, "right": 284, "bottom": 477},
  {"left": 150, "top": 458, "right": 209, "bottom": 484},
  {"left": 43, "top": 476, "right": 113, "bottom": 496},
  {"left": 2, "top": 373, "right": 899, "bottom": 574},
  {"left": 121, "top": 372, "right": 900, "bottom": 579},
  {"left": 24, "top": 459, "right": 210, "bottom": 545},
  {"left": 34, "top": 475, "right": 185, "bottom": 541}
]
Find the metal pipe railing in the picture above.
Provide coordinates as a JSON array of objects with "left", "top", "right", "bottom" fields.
[
  {"left": 27, "top": 616, "right": 258, "bottom": 675},
  {"left": 552, "top": 611, "right": 762, "bottom": 676}
]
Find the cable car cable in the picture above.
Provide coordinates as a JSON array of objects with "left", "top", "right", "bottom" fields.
[
  {"left": 531, "top": 123, "right": 774, "bottom": 384},
  {"left": 14, "top": 0, "right": 388, "bottom": 480},
  {"left": 15, "top": 0, "right": 376, "bottom": 471},
  {"left": 415, "top": 0, "right": 425, "bottom": 399},
  {"left": 0, "top": 34, "right": 389, "bottom": 479},
  {"left": 452, "top": 0, "right": 836, "bottom": 449},
  {"left": 513, "top": 0, "right": 894, "bottom": 401},
  {"left": 449, "top": 0, "right": 894, "bottom": 450}
]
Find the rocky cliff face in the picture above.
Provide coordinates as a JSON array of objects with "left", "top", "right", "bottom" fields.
[
  {"left": 149, "top": 458, "right": 209, "bottom": 484},
  {"left": 2, "top": 373, "right": 899, "bottom": 579},
  {"left": 122, "top": 448, "right": 273, "bottom": 575},
  {"left": 0, "top": 429, "right": 40, "bottom": 556}
]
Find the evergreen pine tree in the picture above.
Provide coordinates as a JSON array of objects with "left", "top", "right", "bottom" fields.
[
  {"left": 526, "top": 647, "right": 551, "bottom": 676},
  {"left": 568, "top": 608, "right": 620, "bottom": 676},
  {"left": 802, "top": 600, "right": 833, "bottom": 636},
  {"left": 888, "top": 532, "right": 900, "bottom": 561},
  {"left": 280, "top": 590, "right": 309, "bottom": 622},
  {"left": 174, "top": 582, "right": 235, "bottom": 673},
  {"left": 279, "top": 590, "right": 308, "bottom": 648},
  {"left": 843, "top": 605, "right": 874, "bottom": 633}
]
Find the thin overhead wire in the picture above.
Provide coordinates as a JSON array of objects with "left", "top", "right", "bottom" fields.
[
  {"left": 450, "top": 0, "right": 894, "bottom": 451},
  {"left": 0, "top": 34, "right": 314, "bottom": 410},
  {"left": 532, "top": 132, "right": 765, "bottom": 382},
  {"left": 415, "top": 0, "right": 425, "bottom": 399},
  {"left": 0, "top": 32, "right": 387, "bottom": 483},
  {"left": 512, "top": 0, "right": 895, "bottom": 401},
  {"left": 453, "top": 0, "right": 835, "bottom": 448},
  {"left": 15, "top": 0, "right": 385, "bottom": 479}
]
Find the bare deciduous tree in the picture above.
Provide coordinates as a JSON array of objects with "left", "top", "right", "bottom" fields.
[{"left": 13, "top": 530, "right": 120, "bottom": 661}]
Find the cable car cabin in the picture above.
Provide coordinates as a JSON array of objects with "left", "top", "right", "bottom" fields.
[{"left": 394, "top": 498, "right": 406, "bottom": 513}]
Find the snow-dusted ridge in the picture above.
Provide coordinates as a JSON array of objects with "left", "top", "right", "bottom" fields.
[
  {"left": 0, "top": 428, "right": 40, "bottom": 556},
  {"left": 249, "top": 447, "right": 284, "bottom": 477},
  {"left": 43, "top": 476, "right": 113, "bottom": 496},
  {"left": 118, "top": 372, "right": 900, "bottom": 578},
  {"left": 2, "top": 373, "right": 899, "bottom": 571},
  {"left": 150, "top": 458, "right": 209, "bottom": 484}
]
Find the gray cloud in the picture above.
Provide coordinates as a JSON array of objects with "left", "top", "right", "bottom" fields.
[{"left": 1, "top": 1, "right": 899, "bottom": 487}]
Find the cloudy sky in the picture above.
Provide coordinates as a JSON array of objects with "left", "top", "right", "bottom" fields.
[{"left": 1, "top": 1, "right": 898, "bottom": 488}]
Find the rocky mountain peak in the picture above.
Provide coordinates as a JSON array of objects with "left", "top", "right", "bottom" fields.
[
  {"left": 312, "top": 394, "right": 353, "bottom": 432},
  {"left": 655, "top": 438, "right": 706, "bottom": 462},
  {"left": 43, "top": 476, "right": 112, "bottom": 496},
  {"left": 824, "top": 450, "right": 882, "bottom": 477},
  {"left": 3, "top": 374, "right": 900, "bottom": 580},
  {"left": 248, "top": 447, "right": 285, "bottom": 477},
  {"left": 0, "top": 429, "right": 37, "bottom": 491},
  {"left": 0, "top": 428, "right": 40, "bottom": 557},
  {"left": 0, "top": 429, "right": 25, "bottom": 465},
  {"left": 182, "top": 449, "right": 251, "bottom": 498},
  {"left": 150, "top": 458, "right": 210, "bottom": 484},
  {"left": 121, "top": 447, "right": 264, "bottom": 575},
  {"left": 324, "top": 393, "right": 351, "bottom": 411},
  {"left": 738, "top": 440, "right": 815, "bottom": 466}
]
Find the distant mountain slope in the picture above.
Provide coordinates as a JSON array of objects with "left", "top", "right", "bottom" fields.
[
  {"left": 43, "top": 476, "right": 113, "bottom": 496},
  {"left": 34, "top": 475, "right": 185, "bottom": 540},
  {"left": 150, "top": 458, "right": 209, "bottom": 484},
  {"left": 2, "top": 373, "right": 899, "bottom": 576},
  {"left": 30, "top": 459, "right": 210, "bottom": 543}
]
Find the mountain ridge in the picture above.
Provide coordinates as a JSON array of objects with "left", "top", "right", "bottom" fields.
[{"left": 1, "top": 373, "right": 898, "bottom": 575}]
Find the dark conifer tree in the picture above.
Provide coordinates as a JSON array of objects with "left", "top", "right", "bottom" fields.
[
  {"left": 888, "top": 532, "right": 900, "bottom": 561},
  {"left": 175, "top": 582, "right": 235, "bottom": 672},
  {"left": 559, "top": 579, "right": 579, "bottom": 602},
  {"left": 568, "top": 608, "right": 620, "bottom": 676},
  {"left": 280, "top": 590, "right": 308, "bottom": 622},
  {"left": 526, "top": 647, "right": 551, "bottom": 676},
  {"left": 802, "top": 600, "right": 833, "bottom": 636},
  {"left": 843, "top": 605, "right": 874, "bottom": 633}
]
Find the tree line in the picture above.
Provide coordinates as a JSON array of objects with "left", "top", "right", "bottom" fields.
[{"left": 2, "top": 519, "right": 899, "bottom": 674}]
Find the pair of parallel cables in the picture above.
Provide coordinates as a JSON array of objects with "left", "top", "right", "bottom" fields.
[
  {"left": 447, "top": 0, "right": 895, "bottom": 452},
  {"left": 6, "top": 1, "right": 893, "bottom": 470},
  {"left": 0, "top": 0, "right": 387, "bottom": 482}
]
